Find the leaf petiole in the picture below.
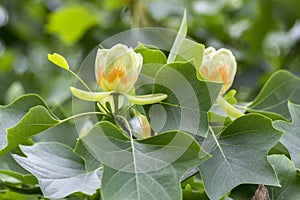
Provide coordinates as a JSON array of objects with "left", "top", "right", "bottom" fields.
[
  {"left": 59, "top": 111, "right": 108, "bottom": 124},
  {"left": 69, "top": 70, "right": 92, "bottom": 92}
]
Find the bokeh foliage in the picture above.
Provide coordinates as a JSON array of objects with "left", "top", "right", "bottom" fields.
[{"left": 1, "top": 0, "right": 300, "bottom": 104}]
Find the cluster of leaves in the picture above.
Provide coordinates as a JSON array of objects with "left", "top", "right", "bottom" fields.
[{"left": 1, "top": 13, "right": 300, "bottom": 200}]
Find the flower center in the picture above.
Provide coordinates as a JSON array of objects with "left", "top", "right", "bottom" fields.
[{"left": 104, "top": 66, "right": 125, "bottom": 83}]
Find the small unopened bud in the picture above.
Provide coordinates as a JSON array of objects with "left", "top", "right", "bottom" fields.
[{"left": 129, "top": 114, "right": 152, "bottom": 139}]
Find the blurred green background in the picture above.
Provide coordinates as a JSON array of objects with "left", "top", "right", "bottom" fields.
[{"left": 0, "top": 0, "right": 300, "bottom": 106}]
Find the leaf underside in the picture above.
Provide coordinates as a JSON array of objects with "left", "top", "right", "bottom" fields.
[{"left": 13, "top": 142, "right": 101, "bottom": 199}]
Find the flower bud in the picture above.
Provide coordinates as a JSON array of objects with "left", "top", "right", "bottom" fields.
[
  {"left": 95, "top": 43, "right": 143, "bottom": 93},
  {"left": 129, "top": 114, "right": 152, "bottom": 139},
  {"left": 199, "top": 47, "right": 237, "bottom": 94}
]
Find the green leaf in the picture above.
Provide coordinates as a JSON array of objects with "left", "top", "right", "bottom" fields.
[
  {"left": 33, "top": 122, "right": 78, "bottom": 149},
  {"left": 74, "top": 139, "right": 101, "bottom": 172},
  {"left": 224, "top": 89, "right": 238, "bottom": 105},
  {"left": 0, "top": 94, "right": 58, "bottom": 155},
  {"left": 47, "top": 53, "right": 69, "bottom": 70},
  {"left": 199, "top": 114, "right": 282, "bottom": 200},
  {"left": 134, "top": 44, "right": 167, "bottom": 96},
  {"left": 81, "top": 121, "right": 210, "bottom": 200},
  {"left": 249, "top": 70, "right": 300, "bottom": 120},
  {"left": 273, "top": 102, "right": 300, "bottom": 168},
  {"left": 268, "top": 141, "right": 290, "bottom": 158},
  {"left": 150, "top": 61, "right": 221, "bottom": 137},
  {"left": 268, "top": 155, "right": 300, "bottom": 199},
  {"left": 0, "top": 191, "right": 39, "bottom": 200},
  {"left": 135, "top": 43, "right": 167, "bottom": 64},
  {"left": 0, "top": 182, "right": 42, "bottom": 196},
  {"left": 167, "top": 10, "right": 187, "bottom": 63},
  {"left": 1, "top": 106, "right": 59, "bottom": 155},
  {"left": 135, "top": 61, "right": 165, "bottom": 96},
  {"left": 175, "top": 38, "right": 204, "bottom": 69},
  {"left": 181, "top": 176, "right": 209, "bottom": 200},
  {"left": 12, "top": 142, "right": 102, "bottom": 199},
  {"left": 0, "top": 153, "right": 37, "bottom": 185},
  {"left": 46, "top": 5, "right": 98, "bottom": 45}
]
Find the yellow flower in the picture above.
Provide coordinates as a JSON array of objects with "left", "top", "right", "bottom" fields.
[
  {"left": 199, "top": 47, "right": 237, "bottom": 94},
  {"left": 70, "top": 43, "right": 166, "bottom": 113},
  {"left": 95, "top": 43, "right": 143, "bottom": 93}
]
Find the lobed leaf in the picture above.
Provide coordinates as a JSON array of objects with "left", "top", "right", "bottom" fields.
[
  {"left": 273, "top": 102, "right": 300, "bottom": 168},
  {"left": 249, "top": 70, "right": 300, "bottom": 120},
  {"left": 74, "top": 139, "right": 102, "bottom": 172},
  {"left": 175, "top": 38, "right": 204, "bottom": 69},
  {"left": 13, "top": 142, "right": 102, "bottom": 199},
  {"left": 80, "top": 121, "right": 210, "bottom": 200},
  {"left": 268, "top": 155, "right": 300, "bottom": 199},
  {"left": 150, "top": 61, "right": 221, "bottom": 137},
  {"left": 1, "top": 106, "right": 59, "bottom": 155},
  {"left": 0, "top": 94, "right": 58, "bottom": 155},
  {"left": 199, "top": 114, "right": 282, "bottom": 200},
  {"left": 135, "top": 43, "right": 167, "bottom": 65}
]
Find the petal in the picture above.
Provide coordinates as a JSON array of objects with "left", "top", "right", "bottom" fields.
[
  {"left": 70, "top": 87, "right": 113, "bottom": 101},
  {"left": 95, "top": 48, "right": 109, "bottom": 82},
  {"left": 95, "top": 43, "right": 143, "bottom": 93},
  {"left": 215, "top": 48, "right": 237, "bottom": 79},
  {"left": 132, "top": 52, "right": 143, "bottom": 73},
  {"left": 106, "top": 44, "right": 131, "bottom": 68},
  {"left": 125, "top": 93, "right": 168, "bottom": 105},
  {"left": 203, "top": 47, "right": 217, "bottom": 74}
]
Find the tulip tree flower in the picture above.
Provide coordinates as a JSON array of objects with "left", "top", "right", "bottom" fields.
[
  {"left": 68, "top": 43, "right": 167, "bottom": 111},
  {"left": 95, "top": 44, "right": 143, "bottom": 93},
  {"left": 199, "top": 47, "right": 237, "bottom": 94},
  {"left": 199, "top": 46, "right": 244, "bottom": 119}
]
